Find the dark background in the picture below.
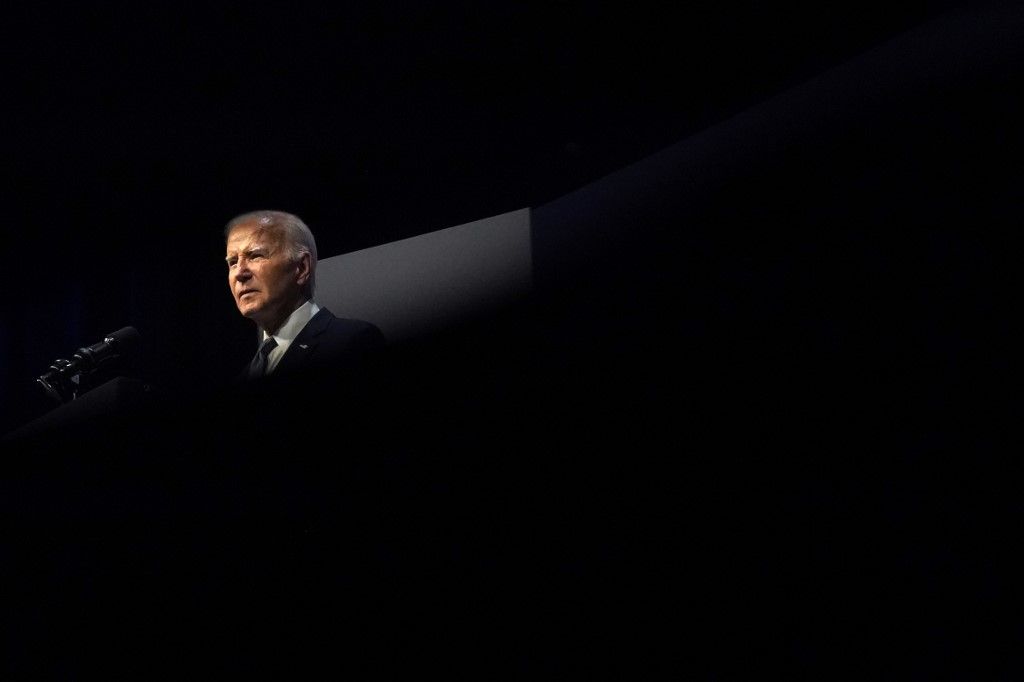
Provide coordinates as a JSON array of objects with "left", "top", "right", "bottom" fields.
[
  {"left": 3, "top": 1, "right": 1023, "bottom": 677},
  {"left": 2, "top": 0, "right": 977, "bottom": 431}
]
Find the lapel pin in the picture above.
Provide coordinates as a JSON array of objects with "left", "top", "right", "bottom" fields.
[{"left": 299, "top": 344, "right": 309, "bottom": 349}]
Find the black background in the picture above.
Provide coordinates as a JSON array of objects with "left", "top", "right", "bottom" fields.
[
  {"left": 2, "top": 0, "right": 974, "bottom": 431},
  {"left": 4, "top": 1, "right": 1023, "bottom": 677}
]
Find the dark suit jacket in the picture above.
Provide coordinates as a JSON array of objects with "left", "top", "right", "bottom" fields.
[{"left": 238, "top": 307, "right": 386, "bottom": 385}]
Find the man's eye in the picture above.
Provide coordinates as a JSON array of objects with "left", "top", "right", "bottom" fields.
[{"left": 227, "top": 259, "right": 237, "bottom": 267}]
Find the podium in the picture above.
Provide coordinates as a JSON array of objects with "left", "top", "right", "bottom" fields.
[{"left": 3, "top": 375, "right": 151, "bottom": 444}]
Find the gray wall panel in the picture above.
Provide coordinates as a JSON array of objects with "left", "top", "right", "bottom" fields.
[{"left": 316, "top": 208, "right": 532, "bottom": 344}]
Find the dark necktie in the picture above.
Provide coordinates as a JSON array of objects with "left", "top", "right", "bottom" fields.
[{"left": 248, "top": 337, "right": 278, "bottom": 379}]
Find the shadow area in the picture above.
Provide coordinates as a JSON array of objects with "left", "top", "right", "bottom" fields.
[{"left": 4, "top": 3, "right": 1023, "bottom": 674}]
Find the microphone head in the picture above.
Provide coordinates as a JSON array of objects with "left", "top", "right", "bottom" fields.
[
  {"left": 105, "top": 326, "right": 141, "bottom": 349},
  {"left": 77, "top": 326, "right": 142, "bottom": 366}
]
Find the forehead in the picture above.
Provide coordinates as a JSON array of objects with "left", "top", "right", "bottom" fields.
[{"left": 225, "top": 222, "right": 283, "bottom": 252}]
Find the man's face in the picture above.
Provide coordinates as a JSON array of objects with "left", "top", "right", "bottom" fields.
[{"left": 226, "top": 221, "right": 308, "bottom": 332}]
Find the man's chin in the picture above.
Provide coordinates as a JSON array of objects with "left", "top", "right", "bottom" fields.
[{"left": 237, "top": 303, "right": 263, "bottom": 321}]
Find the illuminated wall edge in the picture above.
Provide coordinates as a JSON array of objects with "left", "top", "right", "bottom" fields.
[{"left": 315, "top": 207, "right": 532, "bottom": 344}]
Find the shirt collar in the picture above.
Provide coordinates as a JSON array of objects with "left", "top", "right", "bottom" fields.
[{"left": 260, "top": 299, "right": 321, "bottom": 350}]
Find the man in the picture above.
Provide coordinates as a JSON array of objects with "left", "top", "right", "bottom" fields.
[{"left": 224, "top": 209, "right": 385, "bottom": 383}]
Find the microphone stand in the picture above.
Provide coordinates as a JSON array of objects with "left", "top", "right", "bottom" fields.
[
  {"left": 36, "top": 356, "right": 114, "bottom": 406},
  {"left": 36, "top": 358, "right": 78, "bottom": 405},
  {"left": 36, "top": 327, "right": 141, "bottom": 405}
]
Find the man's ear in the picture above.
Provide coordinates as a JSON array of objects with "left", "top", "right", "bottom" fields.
[{"left": 295, "top": 252, "right": 312, "bottom": 286}]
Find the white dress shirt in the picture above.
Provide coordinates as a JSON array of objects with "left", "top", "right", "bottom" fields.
[{"left": 259, "top": 300, "right": 320, "bottom": 375}]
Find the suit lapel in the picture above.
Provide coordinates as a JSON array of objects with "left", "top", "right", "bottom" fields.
[{"left": 275, "top": 308, "right": 333, "bottom": 374}]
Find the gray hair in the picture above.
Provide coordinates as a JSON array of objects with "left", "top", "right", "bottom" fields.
[{"left": 224, "top": 210, "right": 318, "bottom": 297}]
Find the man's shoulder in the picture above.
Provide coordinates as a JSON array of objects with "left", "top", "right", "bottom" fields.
[
  {"left": 262, "top": 309, "right": 388, "bottom": 395},
  {"left": 314, "top": 308, "right": 386, "bottom": 348},
  {"left": 289, "top": 308, "right": 386, "bottom": 371}
]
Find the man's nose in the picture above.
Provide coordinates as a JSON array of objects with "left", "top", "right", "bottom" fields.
[{"left": 233, "top": 260, "right": 253, "bottom": 281}]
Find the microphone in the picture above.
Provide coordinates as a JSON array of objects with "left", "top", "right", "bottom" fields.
[{"left": 36, "top": 326, "right": 141, "bottom": 404}]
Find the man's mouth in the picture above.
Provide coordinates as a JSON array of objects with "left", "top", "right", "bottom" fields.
[{"left": 238, "top": 289, "right": 258, "bottom": 299}]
